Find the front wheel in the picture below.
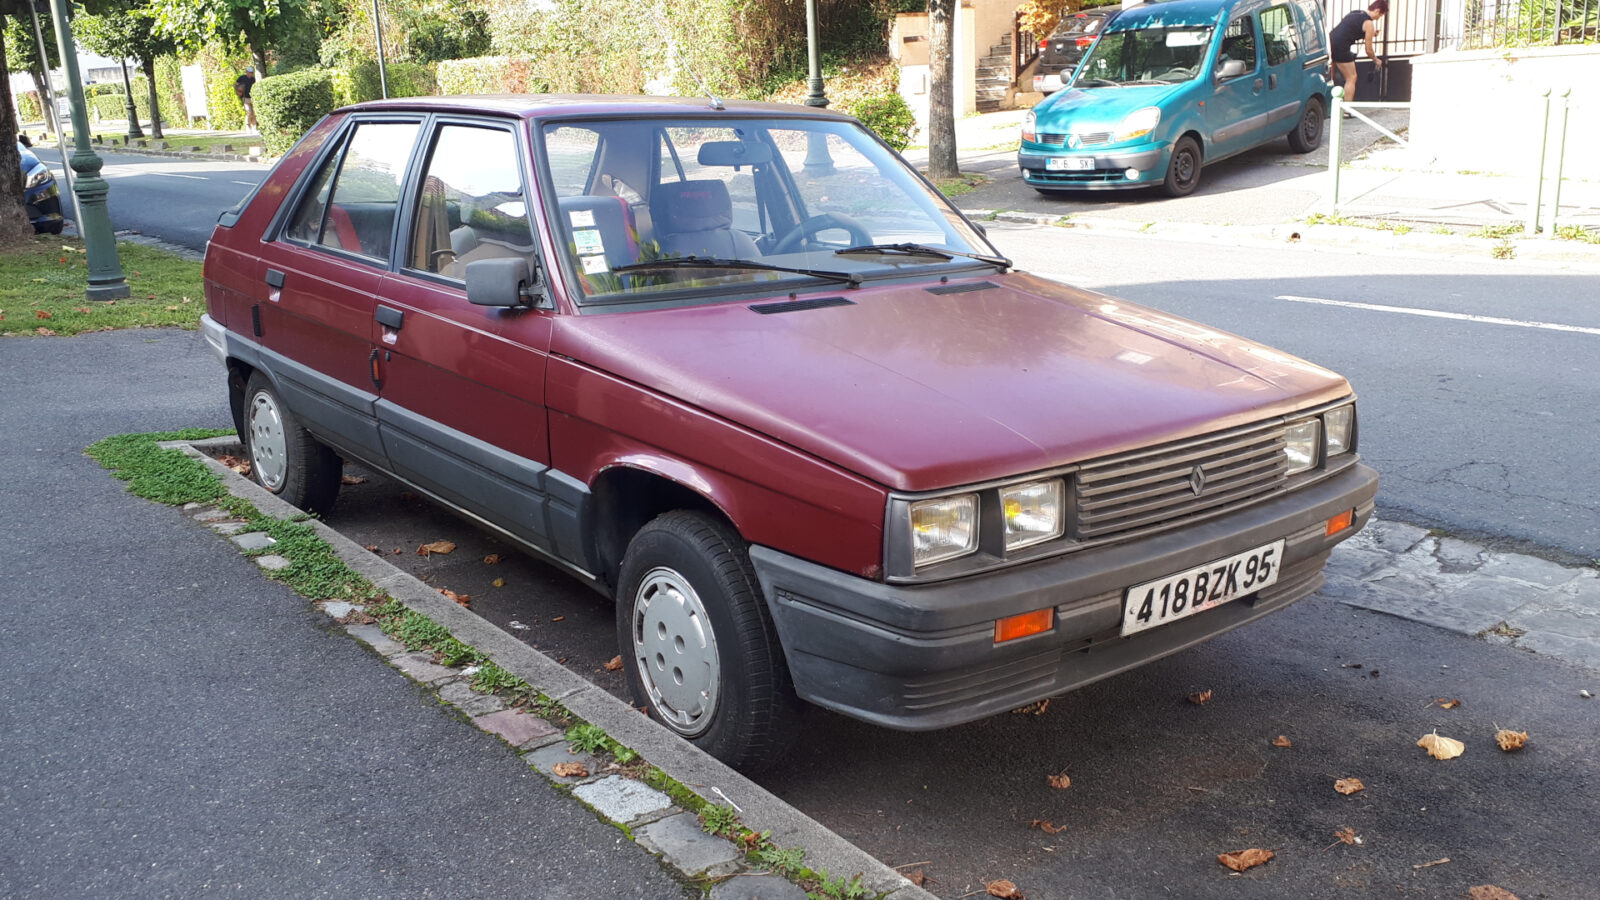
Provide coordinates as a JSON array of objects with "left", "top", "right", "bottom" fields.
[
  {"left": 1287, "top": 96, "right": 1325, "bottom": 154},
  {"left": 1162, "top": 136, "right": 1203, "bottom": 198},
  {"left": 242, "top": 372, "right": 343, "bottom": 514},
  {"left": 616, "top": 510, "right": 800, "bottom": 770}
]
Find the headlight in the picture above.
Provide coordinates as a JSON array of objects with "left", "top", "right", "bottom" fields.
[
  {"left": 1002, "top": 479, "right": 1064, "bottom": 550},
  {"left": 910, "top": 494, "right": 978, "bottom": 567},
  {"left": 1324, "top": 404, "right": 1354, "bottom": 456},
  {"left": 25, "top": 167, "right": 51, "bottom": 189},
  {"left": 1284, "top": 418, "right": 1321, "bottom": 474},
  {"left": 1022, "top": 110, "right": 1037, "bottom": 143},
  {"left": 1114, "top": 106, "right": 1160, "bottom": 143}
]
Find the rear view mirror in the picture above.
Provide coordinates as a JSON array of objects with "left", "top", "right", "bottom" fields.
[
  {"left": 697, "top": 140, "right": 773, "bottom": 168},
  {"left": 1216, "top": 58, "right": 1246, "bottom": 79},
  {"left": 465, "top": 257, "right": 542, "bottom": 307}
]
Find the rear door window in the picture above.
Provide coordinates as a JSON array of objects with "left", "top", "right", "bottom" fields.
[
  {"left": 1261, "top": 4, "right": 1299, "bottom": 67},
  {"left": 284, "top": 120, "right": 420, "bottom": 263}
]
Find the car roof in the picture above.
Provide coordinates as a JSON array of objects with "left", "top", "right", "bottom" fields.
[
  {"left": 1109, "top": 0, "right": 1269, "bottom": 28},
  {"left": 336, "top": 94, "right": 858, "bottom": 122}
]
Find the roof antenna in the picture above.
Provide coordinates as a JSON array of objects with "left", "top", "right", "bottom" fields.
[
  {"left": 687, "top": 66, "right": 724, "bottom": 111},
  {"left": 649, "top": 1, "right": 723, "bottom": 109}
]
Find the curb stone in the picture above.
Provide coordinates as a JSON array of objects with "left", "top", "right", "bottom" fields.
[{"left": 163, "top": 436, "right": 934, "bottom": 900}]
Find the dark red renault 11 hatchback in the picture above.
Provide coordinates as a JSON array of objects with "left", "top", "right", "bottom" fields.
[{"left": 202, "top": 95, "right": 1378, "bottom": 768}]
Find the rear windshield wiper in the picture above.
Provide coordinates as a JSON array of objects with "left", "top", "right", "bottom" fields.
[
  {"left": 612, "top": 256, "right": 861, "bottom": 287},
  {"left": 835, "top": 242, "right": 1012, "bottom": 270}
]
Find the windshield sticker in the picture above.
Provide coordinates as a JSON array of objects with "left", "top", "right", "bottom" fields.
[
  {"left": 568, "top": 209, "right": 596, "bottom": 227},
  {"left": 581, "top": 254, "right": 609, "bottom": 274},
  {"left": 573, "top": 228, "right": 605, "bottom": 255}
]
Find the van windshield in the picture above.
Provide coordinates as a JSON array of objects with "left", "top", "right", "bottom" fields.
[{"left": 1072, "top": 26, "right": 1213, "bottom": 86}]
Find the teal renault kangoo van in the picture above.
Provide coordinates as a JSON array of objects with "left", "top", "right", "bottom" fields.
[{"left": 1018, "top": 0, "right": 1331, "bottom": 197}]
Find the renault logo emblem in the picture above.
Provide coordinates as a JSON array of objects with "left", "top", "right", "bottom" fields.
[{"left": 1189, "top": 465, "right": 1206, "bottom": 496}]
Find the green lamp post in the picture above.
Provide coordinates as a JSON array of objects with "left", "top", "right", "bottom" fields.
[{"left": 47, "top": 0, "right": 128, "bottom": 300}]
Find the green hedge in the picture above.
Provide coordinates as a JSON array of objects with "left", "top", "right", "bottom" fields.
[
  {"left": 90, "top": 92, "right": 137, "bottom": 122},
  {"left": 201, "top": 48, "right": 252, "bottom": 131},
  {"left": 16, "top": 90, "right": 42, "bottom": 122},
  {"left": 254, "top": 68, "right": 337, "bottom": 156},
  {"left": 436, "top": 55, "right": 546, "bottom": 95},
  {"left": 847, "top": 92, "right": 917, "bottom": 152},
  {"left": 331, "top": 60, "right": 439, "bottom": 106}
]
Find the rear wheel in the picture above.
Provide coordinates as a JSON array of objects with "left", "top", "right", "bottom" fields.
[
  {"left": 1162, "top": 136, "right": 1203, "bottom": 198},
  {"left": 242, "top": 372, "right": 342, "bottom": 514},
  {"left": 1287, "top": 96, "right": 1325, "bottom": 153},
  {"left": 616, "top": 510, "right": 800, "bottom": 770}
]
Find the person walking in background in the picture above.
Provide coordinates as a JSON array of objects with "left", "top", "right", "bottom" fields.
[
  {"left": 234, "top": 66, "right": 257, "bottom": 133},
  {"left": 1330, "top": 1, "right": 1386, "bottom": 106}
]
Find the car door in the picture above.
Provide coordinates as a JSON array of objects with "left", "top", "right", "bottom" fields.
[
  {"left": 264, "top": 116, "right": 424, "bottom": 467},
  {"left": 1257, "top": 3, "right": 1307, "bottom": 139},
  {"left": 1205, "top": 11, "right": 1271, "bottom": 158},
  {"left": 372, "top": 117, "right": 560, "bottom": 555}
]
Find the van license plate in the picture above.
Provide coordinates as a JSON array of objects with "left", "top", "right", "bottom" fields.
[
  {"left": 1046, "top": 157, "right": 1095, "bottom": 171},
  {"left": 1120, "top": 540, "right": 1285, "bottom": 636}
]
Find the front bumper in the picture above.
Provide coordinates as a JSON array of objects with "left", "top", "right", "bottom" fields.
[
  {"left": 1019, "top": 141, "right": 1167, "bottom": 190},
  {"left": 26, "top": 183, "right": 62, "bottom": 233},
  {"left": 750, "top": 462, "right": 1378, "bottom": 730}
]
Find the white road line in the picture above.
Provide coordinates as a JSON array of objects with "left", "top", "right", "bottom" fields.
[
  {"left": 231, "top": 181, "right": 257, "bottom": 186},
  {"left": 147, "top": 171, "right": 207, "bottom": 180},
  {"left": 1275, "top": 294, "right": 1600, "bottom": 337}
]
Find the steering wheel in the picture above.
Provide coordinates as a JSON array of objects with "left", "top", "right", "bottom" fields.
[{"left": 772, "top": 213, "right": 873, "bottom": 254}]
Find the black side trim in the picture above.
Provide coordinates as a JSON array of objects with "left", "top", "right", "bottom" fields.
[
  {"left": 926, "top": 281, "right": 996, "bottom": 295},
  {"left": 749, "top": 297, "right": 855, "bottom": 314},
  {"left": 250, "top": 304, "right": 262, "bottom": 337}
]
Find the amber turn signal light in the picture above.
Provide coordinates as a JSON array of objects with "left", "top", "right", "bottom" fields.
[
  {"left": 1326, "top": 509, "right": 1355, "bottom": 536},
  {"left": 995, "top": 608, "right": 1054, "bottom": 643}
]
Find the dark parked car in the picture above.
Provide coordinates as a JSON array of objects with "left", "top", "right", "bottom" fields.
[
  {"left": 18, "top": 141, "right": 63, "bottom": 234},
  {"left": 1033, "top": 7, "right": 1120, "bottom": 94},
  {"left": 202, "top": 95, "right": 1377, "bottom": 768}
]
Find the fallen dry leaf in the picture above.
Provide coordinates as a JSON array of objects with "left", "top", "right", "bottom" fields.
[
  {"left": 364, "top": 544, "right": 380, "bottom": 553},
  {"left": 418, "top": 540, "right": 457, "bottom": 555},
  {"left": 985, "top": 879, "right": 1024, "bottom": 899},
  {"left": 1435, "top": 698, "right": 1461, "bottom": 709},
  {"left": 492, "top": 577, "right": 506, "bottom": 588},
  {"left": 440, "top": 588, "right": 470, "bottom": 607},
  {"left": 1413, "top": 857, "right": 1450, "bottom": 869},
  {"left": 1187, "top": 689, "right": 1214, "bottom": 705},
  {"left": 1417, "top": 732, "right": 1466, "bottom": 760},
  {"left": 603, "top": 655, "right": 624, "bottom": 672},
  {"left": 35, "top": 309, "right": 52, "bottom": 319},
  {"left": 1272, "top": 735, "right": 1292, "bottom": 748},
  {"left": 1046, "top": 770, "right": 1071, "bottom": 790},
  {"left": 340, "top": 474, "right": 367, "bottom": 485},
  {"left": 1334, "top": 777, "right": 1365, "bottom": 795},
  {"left": 1330, "top": 827, "right": 1359, "bottom": 847},
  {"left": 1011, "top": 699, "right": 1050, "bottom": 715},
  {"left": 551, "top": 762, "right": 588, "bottom": 778},
  {"left": 1217, "top": 848, "right": 1274, "bottom": 872},
  {"left": 36, "top": 327, "right": 56, "bottom": 335},
  {"left": 906, "top": 869, "right": 930, "bottom": 887},
  {"left": 1029, "top": 819, "right": 1066, "bottom": 834},
  {"left": 74, "top": 307, "right": 90, "bottom": 313},
  {"left": 1466, "top": 886, "right": 1522, "bottom": 900},
  {"left": 1494, "top": 729, "right": 1528, "bottom": 751},
  {"left": 483, "top": 553, "right": 501, "bottom": 564},
  {"left": 552, "top": 616, "right": 565, "bottom": 622}
]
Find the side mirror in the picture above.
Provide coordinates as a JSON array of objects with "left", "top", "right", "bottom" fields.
[
  {"left": 1215, "top": 58, "right": 1246, "bottom": 79},
  {"left": 465, "top": 257, "right": 543, "bottom": 308}
]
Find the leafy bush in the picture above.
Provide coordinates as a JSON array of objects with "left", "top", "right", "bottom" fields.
[
  {"left": 15, "top": 91, "right": 41, "bottom": 122},
  {"left": 89, "top": 91, "right": 136, "bottom": 123},
  {"left": 332, "top": 60, "right": 439, "bottom": 106},
  {"left": 200, "top": 48, "right": 253, "bottom": 131},
  {"left": 847, "top": 91, "right": 917, "bottom": 150},
  {"left": 84, "top": 82, "right": 122, "bottom": 98},
  {"left": 254, "top": 69, "right": 337, "bottom": 156},
  {"left": 131, "top": 73, "right": 186, "bottom": 130},
  {"left": 436, "top": 55, "right": 547, "bottom": 94}
]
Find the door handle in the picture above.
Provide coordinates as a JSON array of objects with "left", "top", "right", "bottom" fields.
[
  {"left": 376, "top": 305, "right": 404, "bottom": 330},
  {"left": 265, "top": 268, "right": 285, "bottom": 288},
  {"left": 1268, "top": 73, "right": 1277, "bottom": 90}
]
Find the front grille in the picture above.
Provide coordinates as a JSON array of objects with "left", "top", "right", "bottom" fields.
[
  {"left": 1039, "top": 133, "right": 1068, "bottom": 146},
  {"left": 1074, "top": 421, "right": 1288, "bottom": 540},
  {"left": 1076, "top": 132, "right": 1112, "bottom": 146}
]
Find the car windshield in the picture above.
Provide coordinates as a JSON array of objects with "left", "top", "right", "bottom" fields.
[
  {"left": 1072, "top": 26, "right": 1214, "bottom": 86},
  {"left": 537, "top": 116, "right": 998, "bottom": 306}
]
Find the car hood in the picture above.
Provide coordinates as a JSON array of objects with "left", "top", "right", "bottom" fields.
[
  {"left": 1036, "top": 83, "right": 1188, "bottom": 129},
  {"left": 552, "top": 272, "right": 1352, "bottom": 492},
  {"left": 17, "top": 144, "right": 42, "bottom": 172}
]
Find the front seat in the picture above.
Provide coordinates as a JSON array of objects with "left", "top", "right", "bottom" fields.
[{"left": 651, "top": 180, "right": 760, "bottom": 260}]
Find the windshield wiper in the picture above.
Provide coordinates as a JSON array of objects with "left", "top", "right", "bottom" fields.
[
  {"left": 835, "top": 242, "right": 1012, "bottom": 270},
  {"left": 612, "top": 256, "right": 861, "bottom": 287}
]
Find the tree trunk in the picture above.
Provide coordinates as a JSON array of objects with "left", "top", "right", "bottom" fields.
[
  {"left": 927, "top": 0, "right": 959, "bottom": 181},
  {"left": 142, "top": 57, "right": 163, "bottom": 139},
  {"left": 30, "top": 65, "right": 55, "bottom": 137},
  {"left": 0, "top": 18, "right": 39, "bottom": 247}
]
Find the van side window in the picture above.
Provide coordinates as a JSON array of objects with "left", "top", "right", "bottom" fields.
[
  {"left": 310, "top": 121, "right": 420, "bottom": 261},
  {"left": 407, "top": 125, "right": 535, "bottom": 280},
  {"left": 1219, "top": 15, "right": 1258, "bottom": 75},
  {"left": 1261, "top": 5, "right": 1299, "bottom": 67}
]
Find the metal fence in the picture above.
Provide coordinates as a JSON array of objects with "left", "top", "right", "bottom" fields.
[{"left": 1457, "top": 0, "right": 1599, "bottom": 48}]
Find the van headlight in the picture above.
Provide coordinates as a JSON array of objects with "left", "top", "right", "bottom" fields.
[
  {"left": 910, "top": 494, "right": 978, "bottom": 567},
  {"left": 1115, "top": 106, "right": 1160, "bottom": 143},
  {"left": 1002, "top": 479, "right": 1065, "bottom": 550}
]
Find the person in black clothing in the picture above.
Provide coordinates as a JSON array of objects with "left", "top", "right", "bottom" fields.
[
  {"left": 1329, "top": 1, "right": 1386, "bottom": 104},
  {"left": 234, "top": 66, "right": 257, "bottom": 133}
]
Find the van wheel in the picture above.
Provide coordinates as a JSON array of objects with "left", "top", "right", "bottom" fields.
[
  {"left": 616, "top": 510, "right": 800, "bottom": 770},
  {"left": 1288, "top": 96, "right": 1325, "bottom": 153},
  {"left": 1162, "top": 137, "right": 1203, "bottom": 197},
  {"left": 242, "top": 372, "right": 343, "bottom": 514}
]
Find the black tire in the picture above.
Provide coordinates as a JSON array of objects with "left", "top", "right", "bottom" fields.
[
  {"left": 242, "top": 372, "right": 342, "bottom": 514},
  {"left": 1162, "top": 136, "right": 1203, "bottom": 198},
  {"left": 616, "top": 510, "right": 800, "bottom": 770},
  {"left": 1287, "top": 96, "right": 1325, "bottom": 154}
]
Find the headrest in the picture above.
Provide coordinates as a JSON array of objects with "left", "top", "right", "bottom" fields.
[{"left": 653, "top": 180, "right": 732, "bottom": 234}]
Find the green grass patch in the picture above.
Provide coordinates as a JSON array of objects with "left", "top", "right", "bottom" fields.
[
  {"left": 1556, "top": 224, "right": 1600, "bottom": 244},
  {"left": 85, "top": 429, "right": 235, "bottom": 505},
  {"left": 1470, "top": 222, "right": 1524, "bottom": 241},
  {"left": 1, "top": 236, "right": 203, "bottom": 336},
  {"left": 929, "top": 171, "right": 991, "bottom": 197},
  {"left": 62, "top": 131, "right": 257, "bottom": 154}
]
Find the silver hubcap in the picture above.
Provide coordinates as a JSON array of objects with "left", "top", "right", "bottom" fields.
[
  {"left": 632, "top": 566, "right": 720, "bottom": 736},
  {"left": 247, "top": 390, "right": 288, "bottom": 491}
]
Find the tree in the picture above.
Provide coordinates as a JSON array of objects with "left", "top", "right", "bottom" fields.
[
  {"left": 925, "top": 0, "right": 957, "bottom": 180},
  {"left": 149, "top": 0, "right": 311, "bottom": 72},
  {"left": 5, "top": 7, "right": 61, "bottom": 136},
  {"left": 73, "top": 1, "right": 178, "bottom": 139}
]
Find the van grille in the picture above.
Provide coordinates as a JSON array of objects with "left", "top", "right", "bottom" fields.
[
  {"left": 1074, "top": 422, "right": 1289, "bottom": 540},
  {"left": 1039, "top": 133, "right": 1068, "bottom": 146}
]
